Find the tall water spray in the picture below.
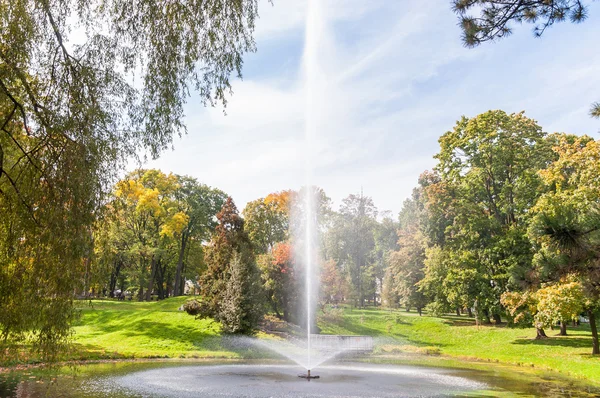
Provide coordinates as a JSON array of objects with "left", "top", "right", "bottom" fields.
[{"left": 303, "top": 0, "right": 321, "bottom": 372}]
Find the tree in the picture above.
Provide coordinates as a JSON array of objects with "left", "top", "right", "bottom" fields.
[
  {"left": 453, "top": 0, "right": 588, "bottom": 47},
  {"left": 501, "top": 279, "right": 585, "bottom": 338},
  {"left": 381, "top": 266, "right": 400, "bottom": 309},
  {"left": 389, "top": 227, "right": 428, "bottom": 315},
  {"left": 1, "top": 0, "right": 259, "bottom": 358},
  {"left": 173, "top": 178, "right": 227, "bottom": 296},
  {"left": 199, "top": 197, "right": 262, "bottom": 334},
  {"left": 372, "top": 213, "right": 400, "bottom": 305},
  {"left": 535, "top": 278, "right": 585, "bottom": 336},
  {"left": 452, "top": 1, "right": 597, "bottom": 118},
  {"left": 219, "top": 251, "right": 263, "bottom": 334},
  {"left": 326, "top": 192, "right": 377, "bottom": 307},
  {"left": 320, "top": 259, "right": 349, "bottom": 305},
  {"left": 432, "top": 110, "right": 552, "bottom": 321},
  {"left": 258, "top": 242, "right": 299, "bottom": 322},
  {"left": 243, "top": 191, "right": 293, "bottom": 254},
  {"left": 111, "top": 169, "right": 188, "bottom": 301},
  {"left": 501, "top": 290, "right": 547, "bottom": 338},
  {"left": 528, "top": 135, "right": 600, "bottom": 354}
]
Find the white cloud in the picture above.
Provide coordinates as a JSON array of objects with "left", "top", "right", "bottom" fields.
[{"left": 144, "top": 0, "right": 600, "bottom": 215}]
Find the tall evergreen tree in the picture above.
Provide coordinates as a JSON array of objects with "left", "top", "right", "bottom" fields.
[
  {"left": 220, "top": 252, "right": 263, "bottom": 334},
  {"left": 199, "top": 197, "right": 262, "bottom": 333}
]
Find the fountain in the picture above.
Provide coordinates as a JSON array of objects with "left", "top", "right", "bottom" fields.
[
  {"left": 1, "top": 1, "right": 590, "bottom": 395},
  {"left": 300, "top": 0, "right": 320, "bottom": 380}
]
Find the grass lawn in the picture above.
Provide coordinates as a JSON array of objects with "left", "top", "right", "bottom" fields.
[
  {"left": 319, "top": 306, "right": 600, "bottom": 384},
  {"left": 71, "top": 297, "right": 236, "bottom": 360},
  {"left": 21, "top": 298, "right": 596, "bottom": 386}
]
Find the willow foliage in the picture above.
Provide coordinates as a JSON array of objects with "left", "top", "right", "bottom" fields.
[{"left": 0, "top": 0, "right": 258, "bottom": 361}]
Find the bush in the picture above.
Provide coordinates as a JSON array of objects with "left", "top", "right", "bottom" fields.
[
  {"left": 182, "top": 299, "right": 211, "bottom": 317},
  {"left": 425, "top": 301, "right": 449, "bottom": 317},
  {"left": 318, "top": 306, "right": 344, "bottom": 325}
]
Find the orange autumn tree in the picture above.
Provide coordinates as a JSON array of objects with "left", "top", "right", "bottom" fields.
[{"left": 258, "top": 242, "right": 298, "bottom": 322}]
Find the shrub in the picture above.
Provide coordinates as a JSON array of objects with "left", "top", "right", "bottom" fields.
[
  {"left": 318, "top": 306, "right": 344, "bottom": 325},
  {"left": 425, "top": 301, "right": 448, "bottom": 317},
  {"left": 182, "top": 299, "right": 211, "bottom": 317}
]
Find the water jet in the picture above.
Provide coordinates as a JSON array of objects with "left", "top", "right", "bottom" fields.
[{"left": 298, "top": 369, "right": 320, "bottom": 380}]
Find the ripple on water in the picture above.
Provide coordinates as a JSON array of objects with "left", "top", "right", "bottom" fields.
[{"left": 111, "top": 363, "right": 487, "bottom": 398}]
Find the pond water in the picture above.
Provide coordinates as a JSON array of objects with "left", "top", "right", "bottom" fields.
[{"left": 1, "top": 360, "right": 598, "bottom": 397}]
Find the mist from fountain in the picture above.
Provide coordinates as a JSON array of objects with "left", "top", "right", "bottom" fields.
[
  {"left": 246, "top": 337, "right": 355, "bottom": 370},
  {"left": 302, "top": 0, "right": 321, "bottom": 373}
]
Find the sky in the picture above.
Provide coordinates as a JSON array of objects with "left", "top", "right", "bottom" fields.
[{"left": 142, "top": 0, "right": 600, "bottom": 217}]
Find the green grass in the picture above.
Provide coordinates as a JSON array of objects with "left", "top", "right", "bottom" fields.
[
  {"left": 319, "top": 306, "right": 600, "bottom": 384},
  {"left": 7, "top": 298, "right": 596, "bottom": 386},
  {"left": 71, "top": 297, "right": 237, "bottom": 360}
]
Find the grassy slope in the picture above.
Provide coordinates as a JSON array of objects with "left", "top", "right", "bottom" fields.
[
  {"left": 71, "top": 297, "right": 236, "bottom": 360},
  {"left": 69, "top": 299, "right": 599, "bottom": 384},
  {"left": 319, "top": 306, "right": 600, "bottom": 384}
]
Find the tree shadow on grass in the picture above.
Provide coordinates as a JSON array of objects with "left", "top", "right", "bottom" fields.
[
  {"left": 512, "top": 337, "right": 592, "bottom": 349},
  {"left": 120, "top": 319, "right": 219, "bottom": 343},
  {"left": 324, "top": 320, "right": 450, "bottom": 349},
  {"left": 440, "top": 315, "right": 508, "bottom": 328}
]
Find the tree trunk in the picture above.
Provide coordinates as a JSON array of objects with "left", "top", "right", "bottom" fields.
[
  {"left": 417, "top": 307, "right": 422, "bottom": 316},
  {"left": 559, "top": 321, "right": 567, "bottom": 336},
  {"left": 145, "top": 257, "right": 157, "bottom": 301},
  {"left": 358, "top": 263, "right": 364, "bottom": 308},
  {"left": 535, "top": 328, "right": 548, "bottom": 339},
  {"left": 483, "top": 309, "right": 491, "bottom": 324},
  {"left": 109, "top": 259, "right": 122, "bottom": 298},
  {"left": 174, "top": 231, "right": 188, "bottom": 296},
  {"left": 138, "top": 257, "right": 145, "bottom": 301},
  {"left": 493, "top": 313, "right": 502, "bottom": 324},
  {"left": 467, "top": 307, "right": 473, "bottom": 317},
  {"left": 456, "top": 308, "right": 461, "bottom": 316},
  {"left": 82, "top": 256, "right": 90, "bottom": 297},
  {"left": 156, "top": 260, "right": 165, "bottom": 300},
  {"left": 165, "top": 272, "right": 172, "bottom": 298},
  {"left": 589, "top": 311, "right": 599, "bottom": 355}
]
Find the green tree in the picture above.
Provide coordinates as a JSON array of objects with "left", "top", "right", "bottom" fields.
[
  {"left": 433, "top": 110, "right": 552, "bottom": 321},
  {"left": 219, "top": 251, "right": 263, "bottom": 334},
  {"left": 453, "top": 0, "right": 588, "bottom": 47},
  {"left": 243, "top": 191, "right": 292, "bottom": 254},
  {"left": 1, "top": 0, "right": 259, "bottom": 358},
  {"left": 327, "top": 192, "right": 377, "bottom": 307},
  {"left": 389, "top": 226, "right": 428, "bottom": 315},
  {"left": 200, "top": 197, "right": 262, "bottom": 333},
  {"left": 111, "top": 169, "right": 188, "bottom": 301},
  {"left": 529, "top": 135, "right": 600, "bottom": 354},
  {"left": 501, "top": 290, "right": 547, "bottom": 338},
  {"left": 501, "top": 278, "right": 585, "bottom": 338},
  {"left": 381, "top": 266, "right": 400, "bottom": 309},
  {"left": 535, "top": 278, "right": 585, "bottom": 336},
  {"left": 372, "top": 213, "right": 400, "bottom": 305},
  {"left": 419, "top": 246, "right": 455, "bottom": 316},
  {"left": 173, "top": 177, "right": 227, "bottom": 296}
]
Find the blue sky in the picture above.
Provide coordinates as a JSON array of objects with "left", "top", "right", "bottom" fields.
[{"left": 145, "top": 0, "right": 600, "bottom": 216}]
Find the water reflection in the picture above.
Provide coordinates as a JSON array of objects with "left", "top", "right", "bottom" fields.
[{"left": 1, "top": 360, "right": 598, "bottom": 397}]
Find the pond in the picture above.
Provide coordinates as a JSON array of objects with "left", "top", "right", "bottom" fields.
[{"left": 1, "top": 360, "right": 598, "bottom": 397}]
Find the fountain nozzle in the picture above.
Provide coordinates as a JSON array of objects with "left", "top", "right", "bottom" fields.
[{"left": 298, "top": 369, "right": 320, "bottom": 380}]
